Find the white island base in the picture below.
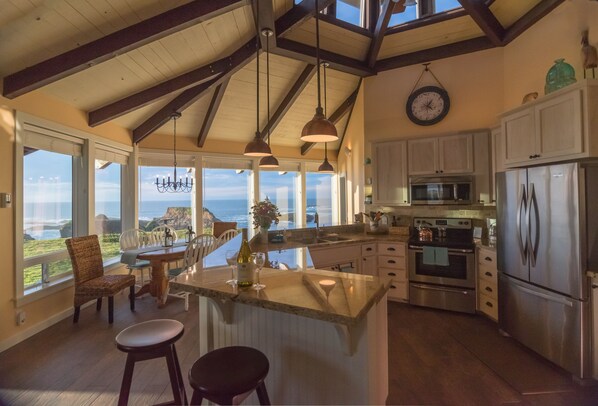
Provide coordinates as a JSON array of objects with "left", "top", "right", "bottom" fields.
[{"left": 197, "top": 294, "right": 389, "bottom": 405}]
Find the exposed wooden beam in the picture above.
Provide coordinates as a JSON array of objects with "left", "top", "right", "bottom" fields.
[
  {"left": 375, "top": 36, "right": 495, "bottom": 71},
  {"left": 367, "top": 0, "right": 395, "bottom": 68},
  {"left": 274, "top": 38, "right": 375, "bottom": 77},
  {"left": 457, "top": 0, "right": 505, "bottom": 46},
  {"left": 301, "top": 84, "right": 360, "bottom": 155},
  {"left": 260, "top": 64, "right": 317, "bottom": 141},
  {"left": 502, "top": 0, "right": 565, "bottom": 45},
  {"left": 337, "top": 78, "right": 363, "bottom": 154},
  {"left": 252, "top": 0, "right": 277, "bottom": 48},
  {"left": 275, "top": 0, "right": 335, "bottom": 37},
  {"left": 2, "top": 0, "right": 248, "bottom": 99},
  {"left": 385, "top": 8, "right": 467, "bottom": 36},
  {"left": 197, "top": 79, "right": 230, "bottom": 147},
  {"left": 88, "top": 39, "right": 255, "bottom": 126}
]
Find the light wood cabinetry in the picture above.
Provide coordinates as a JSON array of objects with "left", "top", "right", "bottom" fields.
[
  {"left": 408, "top": 134, "right": 473, "bottom": 175},
  {"left": 489, "top": 126, "right": 504, "bottom": 205},
  {"left": 372, "top": 141, "right": 408, "bottom": 205},
  {"left": 361, "top": 243, "right": 377, "bottom": 276},
  {"left": 591, "top": 274, "right": 598, "bottom": 380},
  {"left": 309, "top": 244, "right": 361, "bottom": 274},
  {"left": 477, "top": 246, "right": 497, "bottom": 321},
  {"left": 377, "top": 242, "right": 408, "bottom": 301},
  {"left": 500, "top": 80, "right": 598, "bottom": 168}
]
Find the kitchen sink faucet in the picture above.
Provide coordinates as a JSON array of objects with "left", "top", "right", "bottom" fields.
[{"left": 314, "top": 212, "right": 320, "bottom": 236}]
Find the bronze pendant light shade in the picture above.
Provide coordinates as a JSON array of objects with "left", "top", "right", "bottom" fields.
[
  {"left": 301, "top": 0, "right": 338, "bottom": 143},
  {"left": 245, "top": 132, "right": 272, "bottom": 156},
  {"left": 318, "top": 143, "right": 334, "bottom": 173}
]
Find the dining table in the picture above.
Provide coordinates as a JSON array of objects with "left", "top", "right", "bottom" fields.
[{"left": 121, "top": 242, "right": 188, "bottom": 307}]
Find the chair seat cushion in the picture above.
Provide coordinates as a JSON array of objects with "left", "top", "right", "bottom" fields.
[
  {"left": 77, "top": 274, "right": 135, "bottom": 296},
  {"left": 168, "top": 268, "right": 185, "bottom": 278},
  {"left": 116, "top": 319, "right": 184, "bottom": 350},
  {"left": 189, "top": 346, "right": 269, "bottom": 396},
  {"left": 128, "top": 260, "right": 151, "bottom": 269}
]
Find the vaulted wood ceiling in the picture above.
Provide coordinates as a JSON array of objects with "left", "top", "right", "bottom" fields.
[{"left": 0, "top": 0, "right": 562, "bottom": 154}]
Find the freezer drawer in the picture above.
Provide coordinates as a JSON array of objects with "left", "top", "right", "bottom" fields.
[
  {"left": 409, "top": 283, "right": 476, "bottom": 314},
  {"left": 498, "top": 273, "right": 591, "bottom": 379}
]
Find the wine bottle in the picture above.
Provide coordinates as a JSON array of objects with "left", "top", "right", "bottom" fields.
[{"left": 236, "top": 228, "right": 254, "bottom": 287}]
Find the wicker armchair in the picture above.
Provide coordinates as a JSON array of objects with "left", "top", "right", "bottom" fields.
[{"left": 66, "top": 235, "right": 136, "bottom": 324}]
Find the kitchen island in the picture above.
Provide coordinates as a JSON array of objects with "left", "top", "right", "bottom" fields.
[{"left": 170, "top": 237, "right": 391, "bottom": 405}]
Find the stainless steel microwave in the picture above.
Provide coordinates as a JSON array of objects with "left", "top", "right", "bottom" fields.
[{"left": 409, "top": 176, "right": 473, "bottom": 205}]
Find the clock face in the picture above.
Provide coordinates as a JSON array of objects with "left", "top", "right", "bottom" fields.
[{"left": 406, "top": 86, "right": 450, "bottom": 126}]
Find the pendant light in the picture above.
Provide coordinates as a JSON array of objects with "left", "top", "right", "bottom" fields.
[
  {"left": 301, "top": 0, "right": 338, "bottom": 143},
  {"left": 318, "top": 61, "right": 334, "bottom": 173},
  {"left": 155, "top": 112, "right": 194, "bottom": 193},
  {"left": 244, "top": 0, "right": 272, "bottom": 157},
  {"left": 259, "top": 28, "right": 279, "bottom": 168}
]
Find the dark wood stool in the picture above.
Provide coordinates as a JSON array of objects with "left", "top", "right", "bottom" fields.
[
  {"left": 189, "top": 346, "right": 271, "bottom": 405},
  {"left": 115, "top": 319, "right": 187, "bottom": 406}
]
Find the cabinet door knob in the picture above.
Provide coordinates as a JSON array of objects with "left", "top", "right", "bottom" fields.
[
  {"left": 387, "top": 247, "right": 396, "bottom": 251},
  {"left": 484, "top": 257, "right": 493, "bottom": 262},
  {"left": 485, "top": 286, "right": 493, "bottom": 292},
  {"left": 390, "top": 285, "right": 397, "bottom": 289},
  {"left": 387, "top": 260, "right": 396, "bottom": 264},
  {"left": 529, "top": 155, "right": 533, "bottom": 159},
  {"left": 388, "top": 272, "right": 396, "bottom": 276},
  {"left": 366, "top": 247, "right": 372, "bottom": 251},
  {"left": 485, "top": 271, "right": 493, "bottom": 277},
  {"left": 486, "top": 301, "right": 493, "bottom": 308}
]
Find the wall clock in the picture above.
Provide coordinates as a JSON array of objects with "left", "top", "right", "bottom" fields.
[{"left": 406, "top": 85, "right": 450, "bottom": 126}]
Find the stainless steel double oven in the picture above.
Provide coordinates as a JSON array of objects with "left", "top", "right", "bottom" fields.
[{"left": 408, "top": 218, "right": 476, "bottom": 314}]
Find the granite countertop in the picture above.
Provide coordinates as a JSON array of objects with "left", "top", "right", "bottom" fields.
[{"left": 170, "top": 236, "right": 392, "bottom": 326}]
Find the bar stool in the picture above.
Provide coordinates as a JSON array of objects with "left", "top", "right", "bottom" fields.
[
  {"left": 115, "top": 319, "right": 187, "bottom": 406},
  {"left": 189, "top": 346, "right": 271, "bottom": 405}
]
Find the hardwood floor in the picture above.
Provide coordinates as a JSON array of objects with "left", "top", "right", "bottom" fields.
[{"left": 1, "top": 295, "right": 597, "bottom": 405}]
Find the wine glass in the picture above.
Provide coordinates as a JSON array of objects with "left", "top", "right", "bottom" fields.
[
  {"left": 225, "top": 250, "right": 238, "bottom": 286},
  {"left": 252, "top": 252, "right": 266, "bottom": 290}
]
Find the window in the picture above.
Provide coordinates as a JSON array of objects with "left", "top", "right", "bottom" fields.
[
  {"left": 95, "top": 159, "right": 122, "bottom": 263},
  {"left": 388, "top": 1, "right": 418, "bottom": 26},
  {"left": 260, "top": 169, "right": 300, "bottom": 230},
  {"left": 335, "top": 0, "right": 365, "bottom": 27},
  {"left": 306, "top": 172, "right": 337, "bottom": 228},
  {"left": 434, "top": 0, "right": 461, "bottom": 13}
]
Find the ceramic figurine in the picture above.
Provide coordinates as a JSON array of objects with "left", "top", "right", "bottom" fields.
[{"left": 581, "top": 30, "right": 597, "bottom": 78}]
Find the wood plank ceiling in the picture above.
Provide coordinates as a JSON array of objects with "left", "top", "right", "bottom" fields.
[{"left": 0, "top": 0, "right": 563, "bottom": 154}]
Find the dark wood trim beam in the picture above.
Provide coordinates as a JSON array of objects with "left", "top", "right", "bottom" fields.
[
  {"left": 88, "top": 39, "right": 255, "bottom": 126},
  {"left": 260, "top": 64, "right": 316, "bottom": 141},
  {"left": 301, "top": 83, "right": 360, "bottom": 155},
  {"left": 274, "top": 38, "right": 375, "bottom": 77},
  {"left": 502, "top": 0, "right": 564, "bottom": 45},
  {"left": 376, "top": 36, "right": 494, "bottom": 71},
  {"left": 275, "top": 0, "right": 335, "bottom": 37},
  {"left": 338, "top": 78, "right": 363, "bottom": 153},
  {"left": 197, "top": 79, "right": 230, "bottom": 147},
  {"left": 385, "top": 8, "right": 467, "bottom": 35},
  {"left": 253, "top": 0, "right": 277, "bottom": 48},
  {"left": 3, "top": 0, "right": 248, "bottom": 99},
  {"left": 367, "top": 0, "right": 395, "bottom": 67},
  {"left": 318, "top": 13, "right": 374, "bottom": 38},
  {"left": 457, "top": 0, "right": 505, "bottom": 46}
]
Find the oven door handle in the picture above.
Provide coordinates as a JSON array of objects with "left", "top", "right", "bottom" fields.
[
  {"left": 410, "top": 283, "right": 472, "bottom": 295},
  {"left": 408, "top": 245, "right": 474, "bottom": 254}
]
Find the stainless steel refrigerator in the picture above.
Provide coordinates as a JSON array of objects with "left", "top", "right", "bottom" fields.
[{"left": 496, "top": 162, "right": 598, "bottom": 380}]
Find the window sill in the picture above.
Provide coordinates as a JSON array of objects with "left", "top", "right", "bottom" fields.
[{"left": 17, "top": 276, "right": 74, "bottom": 307}]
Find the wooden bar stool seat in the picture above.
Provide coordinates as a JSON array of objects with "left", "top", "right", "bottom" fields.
[
  {"left": 115, "top": 319, "right": 187, "bottom": 406},
  {"left": 189, "top": 346, "right": 270, "bottom": 405}
]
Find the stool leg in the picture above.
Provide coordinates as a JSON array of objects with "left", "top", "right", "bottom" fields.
[
  {"left": 190, "top": 390, "right": 203, "bottom": 406},
  {"left": 108, "top": 296, "right": 114, "bottom": 324},
  {"left": 256, "top": 381, "right": 271, "bottom": 405},
  {"left": 73, "top": 306, "right": 80, "bottom": 323},
  {"left": 96, "top": 298, "right": 102, "bottom": 311},
  {"left": 129, "top": 286, "right": 135, "bottom": 311},
  {"left": 171, "top": 345, "right": 187, "bottom": 405},
  {"left": 118, "top": 354, "right": 136, "bottom": 406},
  {"left": 165, "top": 345, "right": 186, "bottom": 405}
]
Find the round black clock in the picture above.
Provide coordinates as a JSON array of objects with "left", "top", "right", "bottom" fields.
[{"left": 406, "top": 85, "right": 450, "bottom": 126}]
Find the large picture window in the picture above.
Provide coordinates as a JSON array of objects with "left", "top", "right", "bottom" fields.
[
  {"left": 260, "top": 170, "right": 300, "bottom": 230},
  {"left": 95, "top": 160, "right": 122, "bottom": 262},
  {"left": 306, "top": 172, "right": 337, "bottom": 228}
]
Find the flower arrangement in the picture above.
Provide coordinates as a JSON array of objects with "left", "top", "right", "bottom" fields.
[{"left": 250, "top": 199, "right": 281, "bottom": 229}]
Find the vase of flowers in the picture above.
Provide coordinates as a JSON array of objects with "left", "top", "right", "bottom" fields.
[{"left": 250, "top": 198, "right": 281, "bottom": 244}]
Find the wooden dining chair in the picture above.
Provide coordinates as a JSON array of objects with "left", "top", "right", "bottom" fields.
[
  {"left": 213, "top": 221, "right": 237, "bottom": 238},
  {"left": 215, "top": 228, "right": 239, "bottom": 248},
  {"left": 164, "top": 234, "right": 216, "bottom": 310},
  {"left": 119, "top": 228, "right": 151, "bottom": 287},
  {"left": 65, "top": 235, "right": 136, "bottom": 324},
  {"left": 148, "top": 225, "right": 178, "bottom": 246}
]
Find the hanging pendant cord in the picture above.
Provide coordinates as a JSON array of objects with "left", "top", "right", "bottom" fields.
[
  {"left": 315, "top": 0, "right": 322, "bottom": 110},
  {"left": 173, "top": 114, "right": 177, "bottom": 179},
  {"left": 266, "top": 29, "right": 271, "bottom": 145},
  {"left": 323, "top": 61, "right": 327, "bottom": 157},
  {"left": 255, "top": 0, "right": 260, "bottom": 134}
]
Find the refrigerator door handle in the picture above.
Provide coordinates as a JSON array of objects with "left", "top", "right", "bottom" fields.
[
  {"left": 529, "top": 182, "right": 540, "bottom": 267},
  {"left": 526, "top": 183, "right": 537, "bottom": 267},
  {"left": 516, "top": 183, "right": 528, "bottom": 265},
  {"left": 511, "top": 280, "right": 574, "bottom": 307}
]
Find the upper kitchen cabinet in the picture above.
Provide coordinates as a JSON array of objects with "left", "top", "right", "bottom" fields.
[
  {"left": 500, "top": 80, "right": 598, "bottom": 168},
  {"left": 408, "top": 134, "right": 473, "bottom": 176},
  {"left": 372, "top": 140, "right": 408, "bottom": 205}
]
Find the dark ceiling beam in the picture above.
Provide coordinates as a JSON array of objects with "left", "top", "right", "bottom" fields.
[
  {"left": 457, "top": 0, "right": 505, "bottom": 46},
  {"left": 274, "top": 38, "right": 375, "bottom": 77},
  {"left": 301, "top": 84, "right": 360, "bottom": 155},
  {"left": 275, "top": 0, "right": 335, "bottom": 37},
  {"left": 367, "top": 0, "right": 395, "bottom": 68},
  {"left": 502, "top": 0, "right": 565, "bottom": 45},
  {"left": 197, "top": 78, "right": 230, "bottom": 147},
  {"left": 337, "top": 78, "right": 363, "bottom": 154},
  {"left": 88, "top": 39, "right": 256, "bottom": 126},
  {"left": 260, "top": 64, "right": 317, "bottom": 141},
  {"left": 133, "top": 45, "right": 257, "bottom": 143},
  {"left": 252, "top": 0, "right": 276, "bottom": 48},
  {"left": 375, "top": 36, "right": 494, "bottom": 72},
  {"left": 2, "top": 0, "right": 248, "bottom": 99}
]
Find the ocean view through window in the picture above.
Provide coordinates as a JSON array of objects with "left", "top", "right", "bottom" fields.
[
  {"left": 260, "top": 171, "right": 299, "bottom": 231},
  {"left": 95, "top": 160, "right": 121, "bottom": 262}
]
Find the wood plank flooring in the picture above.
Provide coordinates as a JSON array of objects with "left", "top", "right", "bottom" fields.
[{"left": 1, "top": 294, "right": 597, "bottom": 405}]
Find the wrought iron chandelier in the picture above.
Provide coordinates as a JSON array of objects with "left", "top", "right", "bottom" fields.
[{"left": 155, "top": 112, "right": 194, "bottom": 193}]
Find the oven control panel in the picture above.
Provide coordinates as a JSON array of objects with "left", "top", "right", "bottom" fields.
[{"left": 413, "top": 217, "right": 472, "bottom": 229}]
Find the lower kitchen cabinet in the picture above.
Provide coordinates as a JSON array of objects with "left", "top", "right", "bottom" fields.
[
  {"left": 378, "top": 242, "right": 408, "bottom": 301},
  {"left": 361, "top": 243, "right": 377, "bottom": 276},
  {"left": 309, "top": 243, "right": 361, "bottom": 274},
  {"left": 477, "top": 246, "right": 498, "bottom": 321}
]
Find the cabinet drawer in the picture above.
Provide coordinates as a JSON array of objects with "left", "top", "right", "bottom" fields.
[
  {"left": 479, "top": 279, "right": 497, "bottom": 299},
  {"left": 380, "top": 268, "right": 407, "bottom": 281},
  {"left": 378, "top": 243, "right": 405, "bottom": 257},
  {"left": 479, "top": 293, "right": 498, "bottom": 320},
  {"left": 478, "top": 249, "right": 496, "bottom": 267},
  {"left": 378, "top": 255, "right": 406, "bottom": 270},
  {"left": 479, "top": 263, "right": 497, "bottom": 283},
  {"left": 361, "top": 243, "right": 377, "bottom": 256},
  {"left": 388, "top": 281, "right": 408, "bottom": 301}
]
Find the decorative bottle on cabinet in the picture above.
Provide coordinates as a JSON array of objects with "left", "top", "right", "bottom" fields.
[{"left": 236, "top": 228, "right": 254, "bottom": 287}]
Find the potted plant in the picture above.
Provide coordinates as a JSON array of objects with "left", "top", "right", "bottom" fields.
[{"left": 250, "top": 198, "right": 281, "bottom": 243}]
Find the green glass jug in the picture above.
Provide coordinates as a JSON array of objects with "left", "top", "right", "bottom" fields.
[{"left": 545, "top": 58, "right": 576, "bottom": 94}]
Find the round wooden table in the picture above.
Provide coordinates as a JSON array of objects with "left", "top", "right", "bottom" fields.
[{"left": 136, "top": 245, "right": 187, "bottom": 307}]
